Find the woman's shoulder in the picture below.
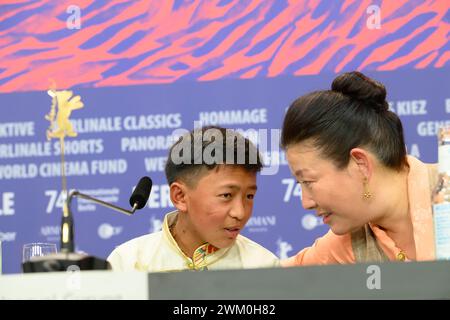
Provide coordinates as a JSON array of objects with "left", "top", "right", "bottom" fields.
[
  {"left": 407, "top": 155, "right": 438, "bottom": 193},
  {"left": 407, "top": 155, "right": 437, "bottom": 171}
]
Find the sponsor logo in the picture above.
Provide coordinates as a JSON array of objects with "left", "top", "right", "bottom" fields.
[
  {"left": 301, "top": 213, "right": 324, "bottom": 231},
  {"left": 245, "top": 215, "right": 276, "bottom": 233},
  {"left": 76, "top": 188, "right": 120, "bottom": 212},
  {"left": 98, "top": 223, "right": 123, "bottom": 240},
  {"left": 276, "top": 238, "right": 293, "bottom": 259},
  {"left": 40, "top": 225, "right": 60, "bottom": 242},
  {"left": 0, "top": 231, "right": 16, "bottom": 242}
]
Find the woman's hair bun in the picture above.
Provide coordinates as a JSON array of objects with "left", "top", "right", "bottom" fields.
[{"left": 331, "top": 71, "right": 388, "bottom": 112}]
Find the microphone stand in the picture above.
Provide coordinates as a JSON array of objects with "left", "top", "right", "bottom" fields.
[
  {"left": 22, "top": 191, "right": 138, "bottom": 273},
  {"left": 60, "top": 190, "right": 138, "bottom": 253}
]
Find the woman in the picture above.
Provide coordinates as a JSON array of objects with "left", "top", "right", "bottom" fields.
[{"left": 281, "top": 71, "right": 438, "bottom": 266}]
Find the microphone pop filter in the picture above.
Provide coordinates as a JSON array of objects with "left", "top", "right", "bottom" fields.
[{"left": 129, "top": 176, "right": 152, "bottom": 209}]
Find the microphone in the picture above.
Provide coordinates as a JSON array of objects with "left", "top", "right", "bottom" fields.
[
  {"left": 22, "top": 176, "right": 152, "bottom": 273},
  {"left": 129, "top": 176, "right": 152, "bottom": 209}
]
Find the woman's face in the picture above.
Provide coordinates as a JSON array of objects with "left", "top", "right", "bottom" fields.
[{"left": 286, "top": 141, "right": 370, "bottom": 235}]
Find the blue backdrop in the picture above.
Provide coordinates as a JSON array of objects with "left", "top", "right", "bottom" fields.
[{"left": 0, "top": 1, "right": 449, "bottom": 274}]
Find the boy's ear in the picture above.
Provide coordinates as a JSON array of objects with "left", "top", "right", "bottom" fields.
[{"left": 170, "top": 181, "right": 188, "bottom": 213}]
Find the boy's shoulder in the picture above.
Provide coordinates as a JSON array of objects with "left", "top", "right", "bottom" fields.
[{"left": 111, "top": 231, "right": 163, "bottom": 256}]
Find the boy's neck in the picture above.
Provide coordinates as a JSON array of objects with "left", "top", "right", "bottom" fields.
[{"left": 170, "top": 213, "right": 201, "bottom": 258}]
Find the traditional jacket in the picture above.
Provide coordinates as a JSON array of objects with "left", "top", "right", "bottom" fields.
[{"left": 108, "top": 211, "right": 280, "bottom": 272}]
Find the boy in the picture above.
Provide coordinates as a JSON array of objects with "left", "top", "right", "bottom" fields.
[{"left": 107, "top": 126, "right": 279, "bottom": 271}]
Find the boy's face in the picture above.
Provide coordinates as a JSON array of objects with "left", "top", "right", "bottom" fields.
[{"left": 183, "top": 165, "right": 257, "bottom": 249}]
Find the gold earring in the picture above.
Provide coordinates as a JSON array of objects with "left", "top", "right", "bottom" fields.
[{"left": 363, "top": 177, "right": 372, "bottom": 199}]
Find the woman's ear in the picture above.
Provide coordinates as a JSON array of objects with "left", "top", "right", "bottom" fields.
[
  {"left": 349, "top": 148, "right": 373, "bottom": 180},
  {"left": 170, "top": 181, "right": 188, "bottom": 212}
]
